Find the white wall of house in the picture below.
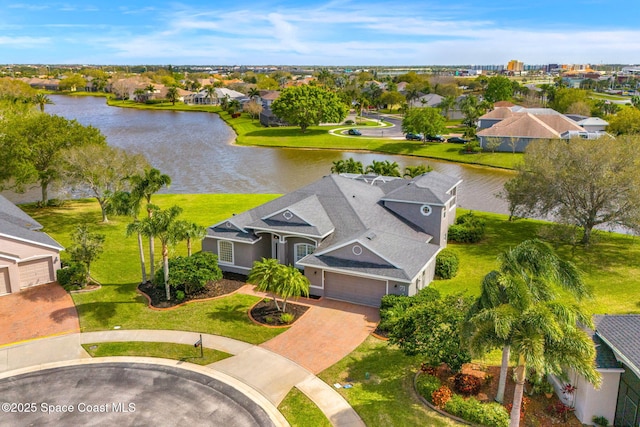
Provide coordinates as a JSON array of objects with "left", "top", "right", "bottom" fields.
[{"left": 558, "top": 368, "right": 623, "bottom": 425}]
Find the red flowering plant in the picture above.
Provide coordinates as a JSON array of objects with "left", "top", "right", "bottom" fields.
[{"left": 561, "top": 383, "right": 577, "bottom": 395}]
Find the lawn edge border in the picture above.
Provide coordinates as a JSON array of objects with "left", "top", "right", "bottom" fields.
[{"left": 135, "top": 285, "right": 243, "bottom": 311}]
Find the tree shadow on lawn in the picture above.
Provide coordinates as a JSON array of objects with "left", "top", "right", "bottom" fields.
[
  {"left": 374, "top": 141, "right": 436, "bottom": 155},
  {"left": 73, "top": 301, "right": 120, "bottom": 328}
]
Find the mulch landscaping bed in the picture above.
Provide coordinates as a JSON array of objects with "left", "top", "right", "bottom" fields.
[
  {"left": 138, "top": 273, "right": 246, "bottom": 309},
  {"left": 250, "top": 298, "right": 309, "bottom": 326},
  {"left": 426, "top": 364, "right": 582, "bottom": 427}
]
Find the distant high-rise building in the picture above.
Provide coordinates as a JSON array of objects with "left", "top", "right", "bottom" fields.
[{"left": 507, "top": 60, "right": 524, "bottom": 72}]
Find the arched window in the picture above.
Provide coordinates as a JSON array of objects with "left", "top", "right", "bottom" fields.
[{"left": 294, "top": 243, "right": 315, "bottom": 265}]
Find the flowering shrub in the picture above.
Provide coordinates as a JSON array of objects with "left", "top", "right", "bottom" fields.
[
  {"left": 432, "top": 385, "right": 453, "bottom": 408},
  {"left": 453, "top": 373, "right": 483, "bottom": 396},
  {"left": 562, "top": 383, "right": 577, "bottom": 395}
]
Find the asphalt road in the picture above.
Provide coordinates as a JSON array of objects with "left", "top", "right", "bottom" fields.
[{"left": 0, "top": 363, "right": 275, "bottom": 426}]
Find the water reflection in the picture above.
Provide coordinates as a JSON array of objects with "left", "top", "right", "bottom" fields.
[{"left": 5, "top": 95, "right": 512, "bottom": 215}]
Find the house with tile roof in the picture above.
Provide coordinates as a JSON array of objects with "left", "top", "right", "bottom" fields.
[
  {"left": 477, "top": 106, "right": 609, "bottom": 152},
  {"left": 556, "top": 315, "right": 640, "bottom": 426},
  {"left": 0, "top": 195, "right": 63, "bottom": 296},
  {"left": 203, "top": 172, "right": 461, "bottom": 307}
]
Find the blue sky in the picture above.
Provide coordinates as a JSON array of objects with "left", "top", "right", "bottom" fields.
[{"left": 1, "top": 1, "right": 638, "bottom": 66}]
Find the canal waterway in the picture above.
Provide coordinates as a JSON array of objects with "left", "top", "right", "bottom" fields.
[{"left": 6, "top": 95, "right": 513, "bottom": 215}]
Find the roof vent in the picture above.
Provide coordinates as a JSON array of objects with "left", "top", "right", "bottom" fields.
[{"left": 365, "top": 232, "right": 376, "bottom": 240}]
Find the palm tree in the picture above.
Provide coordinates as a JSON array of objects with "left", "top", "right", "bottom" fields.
[
  {"left": 33, "top": 93, "right": 53, "bottom": 112},
  {"left": 247, "top": 87, "right": 260, "bottom": 100},
  {"left": 365, "top": 160, "right": 400, "bottom": 177},
  {"left": 112, "top": 190, "right": 147, "bottom": 283},
  {"left": 404, "top": 87, "right": 420, "bottom": 108},
  {"left": 204, "top": 85, "right": 217, "bottom": 105},
  {"left": 467, "top": 240, "right": 599, "bottom": 426},
  {"left": 130, "top": 168, "right": 172, "bottom": 279},
  {"left": 438, "top": 95, "right": 457, "bottom": 119},
  {"left": 145, "top": 84, "right": 155, "bottom": 93},
  {"left": 173, "top": 220, "right": 206, "bottom": 256},
  {"left": 247, "top": 258, "right": 283, "bottom": 311},
  {"left": 403, "top": 164, "right": 432, "bottom": 178},
  {"left": 128, "top": 205, "right": 183, "bottom": 300},
  {"left": 166, "top": 86, "right": 179, "bottom": 106},
  {"left": 278, "top": 265, "right": 310, "bottom": 312},
  {"left": 331, "top": 157, "right": 364, "bottom": 174}
]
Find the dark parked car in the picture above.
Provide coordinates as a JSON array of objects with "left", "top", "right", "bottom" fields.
[
  {"left": 447, "top": 136, "right": 469, "bottom": 144},
  {"left": 348, "top": 128, "right": 362, "bottom": 136},
  {"left": 405, "top": 133, "right": 423, "bottom": 141},
  {"left": 425, "top": 135, "right": 445, "bottom": 142}
]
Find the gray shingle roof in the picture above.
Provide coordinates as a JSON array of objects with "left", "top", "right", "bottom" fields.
[
  {"left": 208, "top": 173, "right": 457, "bottom": 281},
  {"left": 594, "top": 315, "right": 640, "bottom": 375},
  {"left": 0, "top": 196, "right": 63, "bottom": 250},
  {"left": 381, "top": 171, "right": 461, "bottom": 206}
]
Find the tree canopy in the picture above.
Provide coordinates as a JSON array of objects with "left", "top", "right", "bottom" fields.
[
  {"left": 0, "top": 112, "right": 106, "bottom": 205},
  {"left": 502, "top": 136, "right": 640, "bottom": 244},
  {"left": 271, "top": 85, "right": 347, "bottom": 132},
  {"left": 607, "top": 107, "right": 640, "bottom": 135},
  {"left": 484, "top": 76, "right": 514, "bottom": 103},
  {"left": 401, "top": 107, "right": 446, "bottom": 140},
  {"left": 61, "top": 144, "right": 149, "bottom": 222}
]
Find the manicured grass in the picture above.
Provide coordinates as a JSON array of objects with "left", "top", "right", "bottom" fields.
[
  {"left": 433, "top": 210, "right": 640, "bottom": 315},
  {"left": 318, "top": 336, "right": 459, "bottom": 426},
  {"left": 23, "top": 194, "right": 283, "bottom": 344},
  {"left": 278, "top": 388, "right": 332, "bottom": 427},
  {"left": 220, "top": 111, "right": 521, "bottom": 170},
  {"left": 106, "top": 97, "right": 223, "bottom": 113},
  {"left": 82, "top": 341, "right": 232, "bottom": 365}
]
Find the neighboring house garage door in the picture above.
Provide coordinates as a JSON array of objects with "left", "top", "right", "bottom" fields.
[
  {"left": 324, "top": 272, "right": 387, "bottom": 307},
  {"left": 0, "top": 268, "right": 10, "bottom": 295},
  {"left": 18, "top": 258, "right": 53, "bottom": 289}
]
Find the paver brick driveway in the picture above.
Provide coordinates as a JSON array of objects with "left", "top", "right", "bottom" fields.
[{"left": 0, "top": 282, "right": 79, "bottom": 346}]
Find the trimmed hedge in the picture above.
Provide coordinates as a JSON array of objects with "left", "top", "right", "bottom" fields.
[
  {"left": 435, "top": 249, "right": 459, "bottom": 279},
  {"left": 416, "top": 374, "right": 442, "bottom": 403},
  {"left": 152, "top": 252, "right": 222, "bottom": 295},
  {"left": 57, "top": 261, "right": 88, "bottom": 290},
  {"left": 444, "top": 394, "right": 509, "bottom": 427},
  {"left": 448, "top": 211, "right": 486, "bottom": 243}
]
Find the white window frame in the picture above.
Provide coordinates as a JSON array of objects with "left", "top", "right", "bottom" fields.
[
  {"left": 218, "top": 240, "right": 234, "bottom": 265},
  {"left": 294, "top": 243, "right": 315, "bottom": 266}
]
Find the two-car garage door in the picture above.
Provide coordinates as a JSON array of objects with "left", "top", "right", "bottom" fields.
[
  {"left": 324, "top": 272, "right": 387, "bottom": 307},
  {"left": 18, "top": 259, "right": 54, "bottom": 289}
]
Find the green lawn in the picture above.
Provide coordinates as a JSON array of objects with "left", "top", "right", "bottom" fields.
[
  {"left": 23, "top": 194, "right": 283, "bottom": 344},
  {"left": 318, "top": 336, "right": 460, "bottom": 427},
  {"left": 82, "top": 341, "right": 232, "bottom": 365},
  {"left": 433, "top": 211, "right": 640, "bottom": 315},
  {"left": 278, "top": 388, "right": 332, "bottom": 427}
]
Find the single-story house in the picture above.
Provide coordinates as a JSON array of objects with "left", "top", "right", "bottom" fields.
[
  {"left": 477, "top": 106, "right": 608, "bottom": 152},
  {"left": 0, "top": 195, "right": 63, "bottom": 296},
  {"left": 556, "top": 315, "right": 640, "bottom": 426},
  {"left": 183, "top": 87, "right": 247, "bottom": 105},
  {"left": 203, "top": 172, "right": 462, "bottom": 307}
]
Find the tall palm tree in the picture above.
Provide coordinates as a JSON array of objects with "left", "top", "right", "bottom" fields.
[
  {"left": 166, "top": 86, "right": 179, "bottom": 106},
  {"left": 112, "top": 190, "right": 147, "bottom": 283},
  {"left": 128, "top": 205, "right": 183, "bottom": 300},
  {"left": 130, "top": 168, "right": 172, "bottom": 279},
  {"left": 467, "top": 240, "right": 598, "bottom": 426},
  {"left": 204, "top": 85, "right": 217, "bottom": 105},
  {"left": 173, "top": 220, "right": 206, "bottom": 256},
  {"left": 34, "top": 93, "right": 53, "bottom": 112},
  {"left": 438, "top": 95, "right": 457, "bottom": 119}
]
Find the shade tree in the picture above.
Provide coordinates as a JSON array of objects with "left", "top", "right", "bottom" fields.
[{"left": 271, "top": 85, "right": 347, "bottom": 132}]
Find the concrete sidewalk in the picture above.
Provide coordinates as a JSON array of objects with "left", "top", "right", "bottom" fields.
[{"left": 0, "top": 330, "right": 365, "bottom": 427}]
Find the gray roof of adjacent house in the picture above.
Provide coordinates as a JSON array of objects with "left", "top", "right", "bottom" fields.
[
  {"left": 0, "top": 195, "right": 63, "bottom": 250},
  {"left": 208, "top": 172, "right": 460, "bottom": 282},
  {"left": 594, "top": 315, "right": 640, "bottom": 376}
]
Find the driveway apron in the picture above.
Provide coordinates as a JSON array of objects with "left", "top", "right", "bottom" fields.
[{"left": 0, "top": 282, "right": 79, "bottom": 346}]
